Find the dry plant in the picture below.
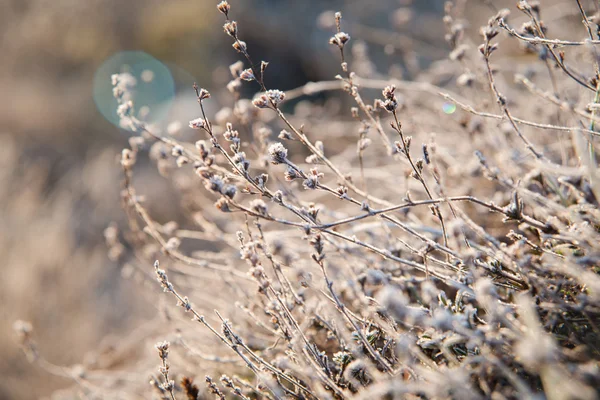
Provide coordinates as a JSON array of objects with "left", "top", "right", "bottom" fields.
[{"left": 16, "top": 1, "right": 600, "bottom": 399}]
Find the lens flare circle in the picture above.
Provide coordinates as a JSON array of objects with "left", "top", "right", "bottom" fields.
[
  {"left": 442, "top": 102, "right": 457, "bottom": 115},
  {"left": 93, "top": 51, "right": 175, "bottom": 132}
]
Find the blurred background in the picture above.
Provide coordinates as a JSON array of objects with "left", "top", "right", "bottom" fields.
[{"left": 0, "top": 0, "right": 571, "bottom": 398}]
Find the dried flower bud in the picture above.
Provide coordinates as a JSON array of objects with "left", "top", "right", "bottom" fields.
[
  {"left": 358, "top": 137, "right": 371, "bottom": 151},
  {"left": 422, "top": 144, "right": 430, "bottom": 164},
  {"left": 155, "top": 341, "right": 170, "bottom": 360},
  {"left": 232, "top": 40, "right": 247, "bottom": 53},
  {"left": 197, "top": 88, "right": 211, "bottom": 101},
  {"left": 165, "top": 237, "right": 181, "bottom": 251},
  {"left": 272, "top": 190, "right": 283, "bottom": 203},
  {"left": 303, "top": 168, "right": 323, "bottom": 190},
  {"left": 260, "top": 61, "right": 269, "bottom": 74},
  {"left": 176, "top": 156, "right": 188, "bottom": 167},
  {"left": 481, "top": 25, "right": 498, "bottom": 41},
  {"left": 220, "top": 375, "right": 234, "bottom": 388},
  {"left": 240, "top": 68, "right": 255, "bottom": 81},
  {"left": 169, "top": 146, "right": 183, "bottom": 158},
  {"left": 305, "top": 154, "right": 320, "bottom": 164},
  {"left": 360, "top": 201, "right": 371, "bottom": 212},
  {"left": 223, "top": 21, "right": 238, "bottom": 37},
  {"left": 329, "top": 32, "right": 351, "bottom": 48},
  {"left": 415, "top": 159, "right": 424, "bottom": 173},
  {"left": 189, "top": 117, "right": 207, "bottom": 130},
  {"left": 268, "top": 142, "right": 288, "bottom": 164},
  {"left": 195, "top": 166, "right": 211, "bottom": 179},
  {"left": 310, "top": 234, "right": 325, "bottom": 260},
  {"left": 217, "top": 1, "right": 230, "bottom": 16},
  {"left": 449, "top": 44, "right": 469, "bottom": 61},
  {"left": 517, "top": 1, "right": 532, "bottom": 12},
  {"left": 112, "top": 86, "right": 124, "bottom": 100},
  {"left": 457, "top": 72, "right": 475, "bottom": 87},
  {"left": 250, "top": 199, "right": 268, "bottom": 215},
  {"left": 117, "top": 101, "right": 134, "bottom": 118},
  {"left": 223, "top": 125, "right": 240, "bottom": 142},
  {"left": 307, "top": 203, "right": 320, "bottom": 220},
  {"left": 121, "top": 148, "right": 136, "bottom": 168},
  {"left": 252, "top": 94, "right": 270, "bottom": 109},
  {"left": 206, "top": 175, "right": 225, "bottom": 193},
  {"left": 284, "top": 166, "right": 301, "bottom": 181},
  {"left": 278, "top": 129, "right": 293, "bottom": 140},
  {"left": 520, "top": 21, "right": 535, "bottom": 35},
  {"left": 154, "top": 261, "right": 173, "bottom": 292},
  {"left": 215, "top": 198, "right": 231, "bottom": 212},
  {"left": 233, "top": 151, "right": 250, "bottom": 171},
  {"left": 195, "top": 140, "right": 209, "bottom": 158},
  {"left": 382, "top": 98, "right": 398, "bottom": 112},
  {"left": 161, "top": 380, "right": 175, "bottom": 392},
  {"left": 336, "top": 185, "right": 348, "bottom": 198},
  {"left": 177, "top": 296, "right": 192, "bottom": 312},
  {"left": 13, "top": 320, "right": 33, "bottom": 341},
  {"left": 256, "top": 173, "right": 268, "bottom": 189},
  {"left": 382, "top": 85, "right": 396, "bottom": 100},
  {"left": 265, "top": 89, "right": 285, "bottom": 107},
  {"left": 314, "top": 141, "right": 324, "bottom": 154}
]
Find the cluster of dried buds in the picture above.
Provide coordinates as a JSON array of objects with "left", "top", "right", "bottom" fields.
[
  {"left": 253, "top": 89, "right": 286, "bottom": 109},
  {"left": 378, "top": 84, "right": 398, "bottom": 112}
]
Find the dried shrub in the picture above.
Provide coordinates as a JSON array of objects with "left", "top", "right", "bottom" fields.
[{"left": 17, "top": 1, "right": 600, "bottom": 399}]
